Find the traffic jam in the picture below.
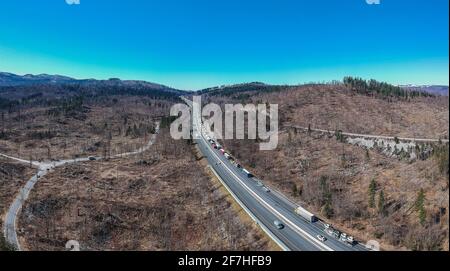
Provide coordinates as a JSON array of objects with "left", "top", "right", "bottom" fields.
[{"left": 204, "top": 134, "right": 357, "bottom": 247}]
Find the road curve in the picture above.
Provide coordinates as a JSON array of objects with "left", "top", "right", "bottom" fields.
[{"left": 2, "top": 122, "right": 159, "bottom": 250}]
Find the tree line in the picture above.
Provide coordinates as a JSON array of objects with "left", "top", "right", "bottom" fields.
[
  {"left": 343, "top": 76, "right": 433, "bottom": 99},
  {"left": 0, "top": 82, "right": 183, "bottom": 112}
]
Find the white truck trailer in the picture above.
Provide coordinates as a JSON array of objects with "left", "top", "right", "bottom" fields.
[
  {"left": 242, "top": 168, "right": 253, "bottom": 178},
  {"left": 295, "top": 206, "right": 317, "bottom": 223}
]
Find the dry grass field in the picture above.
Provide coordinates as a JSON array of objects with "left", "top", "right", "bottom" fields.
[
  {"left": 17, "top": 128, "right": 271, "bottom": 251},
  {"left": 0, "top": 159, "right": 35, "bottom": 232},
  {"left": 205, "top": 84, "right": 449, "bottom": 139},
  {"left": 212, "top": 84, "right": 449, "bottom": 250},
  {"left": 0, "top": 96, "right": 166, "bottom": 160}
]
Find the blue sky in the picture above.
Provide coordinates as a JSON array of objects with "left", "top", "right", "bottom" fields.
[{"left": 0, "top": 0, "right": 448, "bottom": 90}]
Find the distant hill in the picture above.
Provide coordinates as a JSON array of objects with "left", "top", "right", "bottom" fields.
[
  {"left": 0, "top": 72, "right": 186, "bottom": 106},
  {"left": 0, "top": 72, "right": 77, "bottom": 86},
  {"left": 400, "top": 85, "right": 449, "bottom": 96},
  {"left": 0, "top": 71, "right": 185, "bottom": 94},
  {"left": 199, "top": 78, "right": 441, "bottom": 100},
  {"left": 197, "top": 82, "right": 296, "bottom": 97}
]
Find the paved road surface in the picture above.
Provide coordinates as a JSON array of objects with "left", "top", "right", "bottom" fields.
[{"left": 183, "top": 97, "right": 369, "bottom": 251}]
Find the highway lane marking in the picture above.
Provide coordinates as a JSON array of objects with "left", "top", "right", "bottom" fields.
[
  {"left": 192, "top": 110, "right": 333, "bottom": 251},
  {"left": 185, "top": 97, "right": 366, "bottom": 251},
  {"left": 206, "top": 163, "right": 291, "bottom": 251},
  {"left": 203, "top": 143, "right": 307, "bottom": 251}
]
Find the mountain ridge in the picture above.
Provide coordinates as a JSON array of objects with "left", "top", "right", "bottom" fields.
[{"left": 0, "top": 71, "right": 184, "bottom": 93}]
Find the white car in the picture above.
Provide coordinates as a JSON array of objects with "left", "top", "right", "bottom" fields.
[{"left": 317, "top": 235, "right": 327, "bottom": 242}]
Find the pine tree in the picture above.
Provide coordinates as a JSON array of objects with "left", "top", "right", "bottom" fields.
[
  {"left": 125, "top": 126, "right": 132, "bottom": 137},
  {"left": 368, "top": 179, "right": 376, "bottom": 208},
  {"left": 415, "top": 189, "right": 426, "bottom": 225},
  {"left": 365, "top": 148, "right": 370, "bottom": 161},
  {"left": 292, "top": 184, "right": 298, "bottom": 196},
  {"left": 320, "top": 176, "right": 333, "bottom": 218}
]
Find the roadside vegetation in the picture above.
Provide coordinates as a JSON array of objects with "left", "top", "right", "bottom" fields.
[
  {"left": 17, "top": 128, "right": 270, "bottom": 251},
  {"left": 211, "top": 82, "right": 448, "bottom": 250},
  {"left": 343, "top": 76, "right": 433, "bottom": 99},
  {"left": 0, "top": 235, "right": 16, "bottom": 251}
]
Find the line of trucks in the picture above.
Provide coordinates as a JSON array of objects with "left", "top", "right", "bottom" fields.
[
  {"left": 204, "top": 134, "right": 356, "bottom": 246},
  {"left": 206, "top": 135, "right": 254, "bottom": 178},
  {"left": 324, "top": 223, "right": 356, "bottom": 246},
  {"left": 295, "top": 206, "right": 356, "bottom": 246}
]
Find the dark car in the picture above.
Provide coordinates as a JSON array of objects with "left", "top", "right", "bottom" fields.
[{"left": 274, "top": 220, "right": 284, "bottom": 229}]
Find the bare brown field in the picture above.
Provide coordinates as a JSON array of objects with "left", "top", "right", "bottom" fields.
[
  {"left": 206, "top": 85, "right": 449, "bottom": 139},
  {"left": 17, "top": 128, "right": 270, "bottom": 251},
  {"left": 0, "top": 159, "right": 35, "bottom": 232},
  {"left": 0, "top": 96, "right": 167, "bottom": 161},
  {"left": 208, "top": 85, "right": 449, "bottom": 250},
  {"left": 222, "top": 129, "right": 449, "bottom": 250}
]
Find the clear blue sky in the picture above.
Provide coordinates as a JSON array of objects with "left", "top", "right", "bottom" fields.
[{"left": 0, "top": 0, "right": 448, "bottom": 90}]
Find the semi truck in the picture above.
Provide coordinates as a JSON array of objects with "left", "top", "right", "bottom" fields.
[
  {"left": 294, "top": 206, "right": 317, "bottom": 223},
  {"left": 324, "top": 225, "right": 355, "bottom": 245},
  {"left": 339, "top": 233, "right": 355, "bottom": 246},
  {"left": 242, "top": 168, "right": 253, "bottom": 178}
]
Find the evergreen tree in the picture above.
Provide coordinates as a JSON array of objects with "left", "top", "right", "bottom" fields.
[
  {"left": 415, "top": 189, "right": 427, "bottom": 225},
  {"left": 365, "top": 148, "right": 370, "bottom": 161},
  {"left": 125, "top": 126, "right": 132, "bottom": 137},
  {"left": 368, "top": 179, "right": 376, "bottom": 208},
  {"left": 319, "top": 176, "right": 333, "bottom": 218},
  {"left": 292, "top": 183, "right": 298, "bottom": 196}
]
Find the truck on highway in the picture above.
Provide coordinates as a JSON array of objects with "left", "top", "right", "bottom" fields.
[
  {"left": 325, "top": 226, "right": 341, "bottom": 239},
  {"left": 294, "top": 206, "right": 317, "bottom": 223},
  {"left": 325, "top": 224, "right": 356, "bottom": 245},
  {"left": 339, "top": 232, "right": 355, "bottom": 246},
  {"left": 345, "top": 235, "right": 355, "bottom": 246},
  {"left": 242, "top": 168, "right": 253, "bottom": 178}
]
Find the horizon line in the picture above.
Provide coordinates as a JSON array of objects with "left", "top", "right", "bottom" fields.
[{"left": 1, "top": 70, "right": 448, "bottom": 92}]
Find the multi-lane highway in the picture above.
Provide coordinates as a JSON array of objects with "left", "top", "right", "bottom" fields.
[{"left": 183, "top": 97, "right": 369, "bottom": 251}]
